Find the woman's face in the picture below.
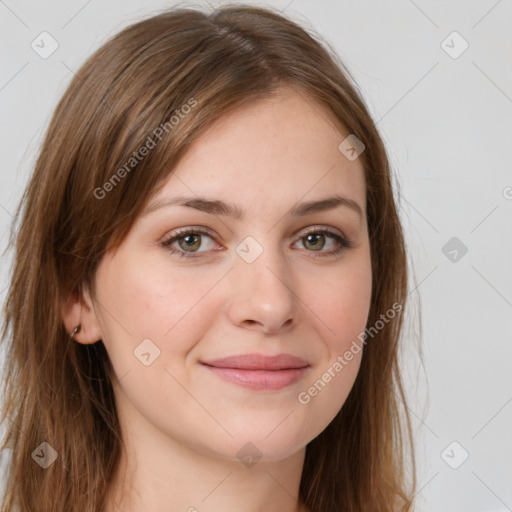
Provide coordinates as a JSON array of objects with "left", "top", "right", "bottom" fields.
[{"left": 86, "top": 86, "right": 372, "bottom": 462}]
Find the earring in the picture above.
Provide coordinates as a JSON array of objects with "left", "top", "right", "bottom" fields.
[{"left": 70, "top": 325, "right": 81, "bottom": 339}]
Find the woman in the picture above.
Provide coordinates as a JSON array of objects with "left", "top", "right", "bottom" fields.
[{"left": 1, "top": 4, "right": 417, "bottom": 511}]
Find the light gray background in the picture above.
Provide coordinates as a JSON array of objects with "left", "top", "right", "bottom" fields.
[{"left": 1, "top": 1, "right": 511, "bottom": 511}]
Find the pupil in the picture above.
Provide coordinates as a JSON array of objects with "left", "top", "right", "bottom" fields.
[
  {"left": 306, "top": 234, "right": 324, "bottom": 251},
  {"left": 180, "top": 234, "right": 200, "bottom": 251}
]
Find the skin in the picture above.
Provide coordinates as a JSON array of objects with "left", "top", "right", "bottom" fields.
[{"left": 63, "top": 85, "right": 372, "bottom": 512}]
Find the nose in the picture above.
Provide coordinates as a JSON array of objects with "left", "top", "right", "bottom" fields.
[{"left": 226, "top": 239, "right": 298, "bottom": 334}]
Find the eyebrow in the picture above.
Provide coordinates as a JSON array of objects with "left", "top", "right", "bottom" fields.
[{"left": 142, "top": 194, "right": 364, "bottom": 220}]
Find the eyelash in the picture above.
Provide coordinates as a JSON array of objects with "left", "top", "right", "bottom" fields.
[{"left": 160, "top": 226, "right": 353, "bottom": 260}]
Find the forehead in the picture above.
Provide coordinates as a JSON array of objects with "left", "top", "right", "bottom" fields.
[{"left": 152, "top": 87, "right": 366, "bottom": 216}]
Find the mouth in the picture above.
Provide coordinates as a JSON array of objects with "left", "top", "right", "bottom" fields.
[{"left": 200, "top": 353, "right": 310, "bottom": 391}]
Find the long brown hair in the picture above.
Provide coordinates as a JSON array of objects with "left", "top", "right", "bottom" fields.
[{"left": 1, "top": 4, "right": 417, "bottom": 511}]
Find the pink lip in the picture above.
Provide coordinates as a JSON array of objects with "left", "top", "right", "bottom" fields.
[{"left": 200, "top": 354, "right": 310, "bottom": 391}]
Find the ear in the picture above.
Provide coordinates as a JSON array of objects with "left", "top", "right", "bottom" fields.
[{"left": 61, "top": 283, "right": 102, "bottom": 345}]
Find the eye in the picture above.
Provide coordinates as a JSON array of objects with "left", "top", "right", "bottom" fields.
[
  {"left": 160, "top": 225, "right": 353, "bottom": 259},
  {"left": 292, "top": 226, "right": 353, "bottom": 258},
  {"left": 161, "top": 227, "right": 220, "bottom": 258}
]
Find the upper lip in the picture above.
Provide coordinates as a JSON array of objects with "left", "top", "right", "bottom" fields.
[{"left": 201, "top": 353, "right": 309, "bottom": 371}]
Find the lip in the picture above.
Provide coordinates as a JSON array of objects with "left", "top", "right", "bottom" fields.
[
  {"left": 200, "top": 353, "right": 310, "bottom": 391},
  {"left": 202, "top": 353, "right": 309, "bottom": 370}
]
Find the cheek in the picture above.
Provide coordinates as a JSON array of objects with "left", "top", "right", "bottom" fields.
[
  {"left": 294, "top": 262, "right": 371, "bottom": 438},
  {"left": 95, "top": 253, "right": 225, "bottom": 365},
  {"left": 310, "top": 257, "right": 372, "bottom": 352}
]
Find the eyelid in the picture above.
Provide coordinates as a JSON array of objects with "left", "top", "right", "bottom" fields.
[
  {"left": 163, "top": 224, "right": 349, "bottom": 243},
  {"left": 293, "top": 224, "right": 347, "bottom": 241},
  {"left": 164, "top": 225, "right": 217, "bottom": 239}
]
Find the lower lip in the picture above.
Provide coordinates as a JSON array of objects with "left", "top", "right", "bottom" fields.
[{"left": 202, "top": 365, "right": 308, "bottom": 391}]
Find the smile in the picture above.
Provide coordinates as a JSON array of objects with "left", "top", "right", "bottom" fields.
[{"left": 200, "top": 353, "right": 310, "bottom": 391}]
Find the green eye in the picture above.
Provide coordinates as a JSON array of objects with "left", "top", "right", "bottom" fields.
[{"left": 161, "top": 227, "right": 353, "bottom": 260}]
